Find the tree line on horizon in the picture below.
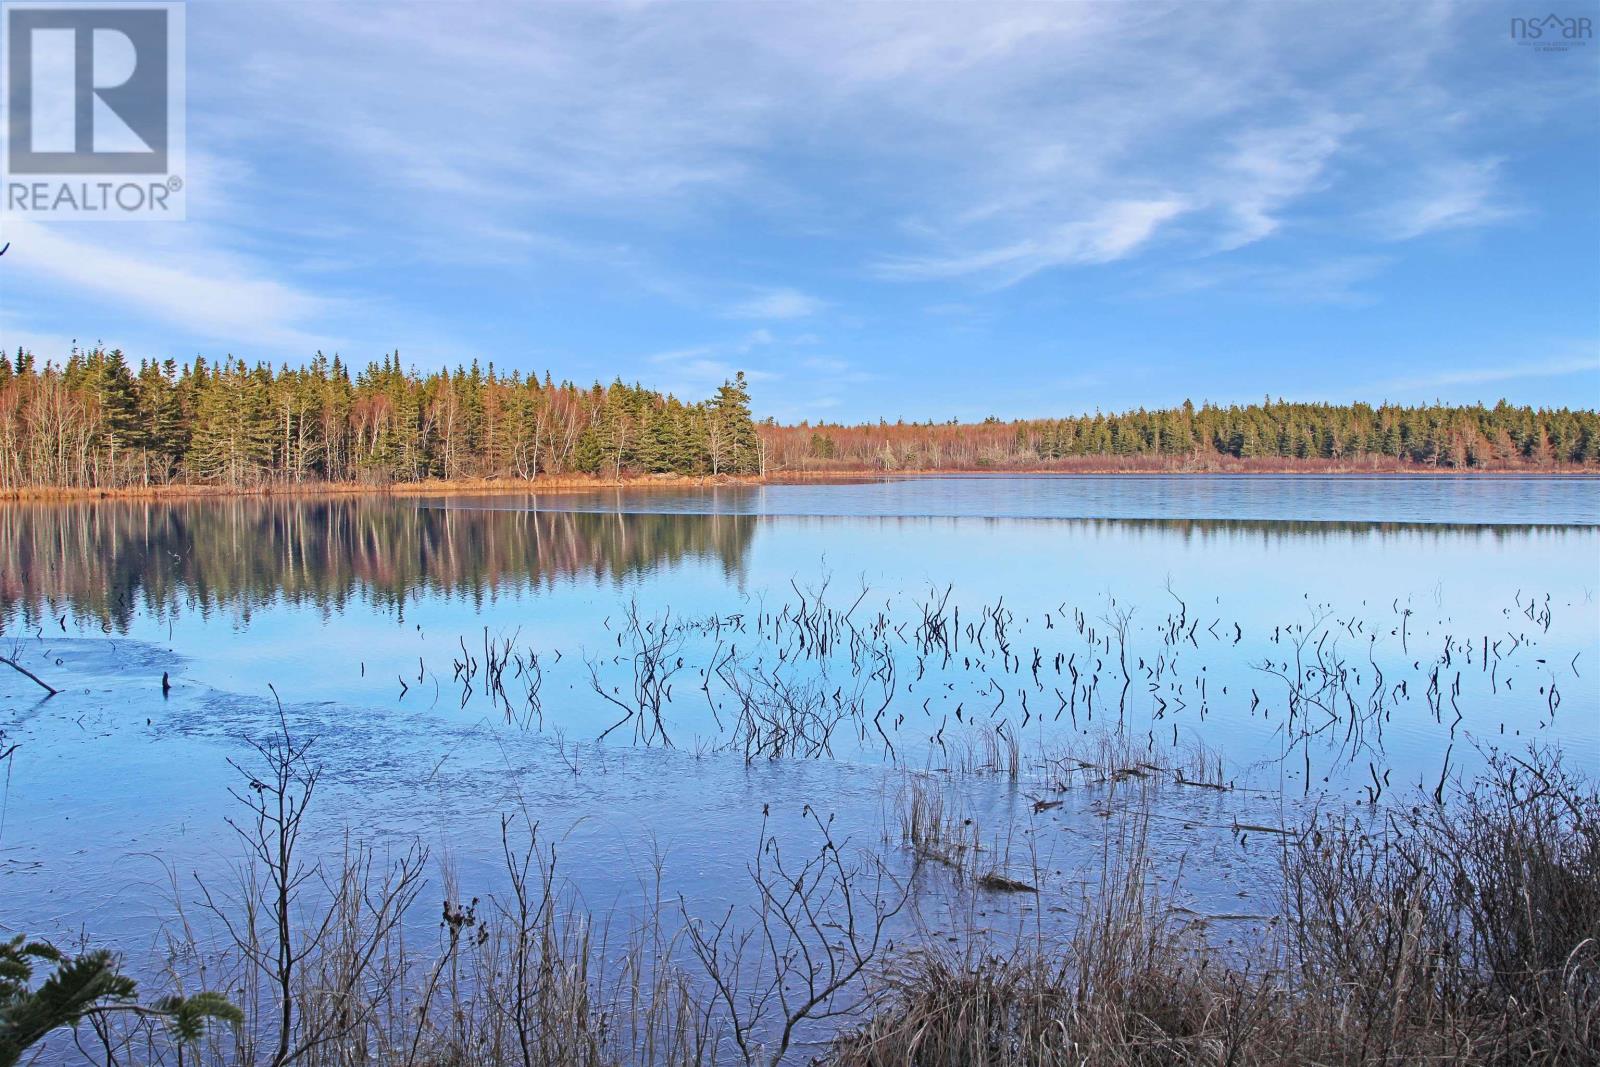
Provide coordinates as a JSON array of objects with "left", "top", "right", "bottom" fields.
[
  {"left": 0, "top": 347, "right": 761, "bottom": 490},
  {"left": 0, "top": 346, "right": 1594, "bottom": 490},
  {"left": 767, "top": 397, "right": 1600, "bottom": 472}
]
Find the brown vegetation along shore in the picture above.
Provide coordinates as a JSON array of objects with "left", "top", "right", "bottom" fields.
[
  {"left": 4, "top": 459, "right": 1593, "bottom": 504},
  {"left": 0, "top": 472, "right": 765, "bottom": 503},
  {"left": 765, "top": 455, "right": 1600, "bottom": 478}
]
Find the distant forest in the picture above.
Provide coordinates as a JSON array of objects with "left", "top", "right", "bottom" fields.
[
  {"left": 0, "top": 348, "right": 761, "bottom": 490},
  {"left": 0, "top": 346, "right": 1595, "bottom": 491},
  {"left": 767, "top": 399, "right": 1600, "bottom": 473}
]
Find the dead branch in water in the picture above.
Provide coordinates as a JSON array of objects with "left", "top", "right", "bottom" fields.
[{"left": 0, "top": 652, "right": 58, "bottom": 697}]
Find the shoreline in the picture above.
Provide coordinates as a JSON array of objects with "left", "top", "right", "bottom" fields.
[
  {"left": 0, "top": 473, "right": 763, "bottom": 503},
  {"left": 767, "top": 465, "right": 1600, "bottom": 481},
  {"left": 2, "top": 464, "right": 1597, "bottom": 503}
]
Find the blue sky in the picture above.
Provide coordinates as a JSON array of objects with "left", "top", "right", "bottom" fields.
[{"left": 3, "top": 0, "right": 1598, "bottom": 423}]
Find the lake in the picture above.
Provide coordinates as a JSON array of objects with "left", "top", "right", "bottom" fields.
[{"left": 1, "top": 474, "right": 1596, "bottom": 1058}]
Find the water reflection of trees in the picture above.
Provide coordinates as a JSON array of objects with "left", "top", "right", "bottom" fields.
[
  {"left": 765, "top": 514, "right": 1576, "bottom": 538},
  {"left": 0, "top": 499, "right": 1581, "bottom": 635},
  {"left": 0, "top": 498, "right": 756, "bottom": 632}
]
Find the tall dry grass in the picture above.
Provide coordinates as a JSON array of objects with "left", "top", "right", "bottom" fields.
[
  {"left": 833, "top": 746, "right": 1599, "bottom": 1066},
  {"left": 37, "top": 741, "right": 1599, "bottom": 1066}
]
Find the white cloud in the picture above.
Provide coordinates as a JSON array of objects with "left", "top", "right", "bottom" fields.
[
  {"left": 645, "top": 344, "right": 719, "bottom": 366},
  {"left": 2, "top": 220, "right": 339, "bottom": 350},
  {"left": 726, "top": 287, "right": 824, "bottom": 320},
  {"left": 0, "top": 319, "right": 106, "bottom": 364},
  {"left": 1212, "top": 116, "right": 1354, "bottom": 249},
  {"left": 641, "top": 335, "right": 781, "bottom": 399},
  {"left": 876, "top": 198, "right": 1189, "bottom": 285},
  {"left": 1374, "top": 353, "right": 1598, "bottom": 393},
  {"left": 7, "top": 0, "right": 1588, "bottom": 381},
  {"left": 1150, "top": 255, "right": 1392, "bottom": 306},
  {"left": 799, "top": 354, "right": 876, "bottom": 387},
  {"left": 187, "top": 1, "right": 1554, "bottom": 290},
  {"left": 1377, "top": 158, "right": 1518, "bottom": 240}
]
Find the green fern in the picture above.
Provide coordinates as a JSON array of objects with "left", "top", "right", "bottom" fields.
[{"left": 0, "top": 933, "right": 240, "bottom": 1066}]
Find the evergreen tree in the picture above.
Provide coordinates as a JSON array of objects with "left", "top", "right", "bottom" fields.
[{"left": 709, "top": 372, "right": 759, "bottom": 475}]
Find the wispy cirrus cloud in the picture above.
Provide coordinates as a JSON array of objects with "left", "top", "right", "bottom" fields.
[
  {"left": 1371, "top": 352, "right": 1599, "bottom": 394},
  {"left": 3, "top": 220, "right": 340, "bottom": 352},
  {"left": 875, "top": 198, "right": 1190, "bottom": 286},
  {"left": 1211, "top": 115, "right": 1354, "bottom": 250},
  {"left": 1148, "top": 255, "right": 1393, "bottom": 306},
  {"left": 725, "top": 287, "right": 825, "bottom": 320},
  {"left": 5, "top": 1, "right": 1592, "bottom": 420},
  {"left": 644, "top": 332, "right": 780, "bottom": 398},
  {"left": 189, "top": 1, "right": 1549, "bottom": 293},
  {"left": 1375, "top": 158, "right": 1519, "bottom": 241}
]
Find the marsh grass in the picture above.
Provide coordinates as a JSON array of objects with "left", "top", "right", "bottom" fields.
[
  {"left": 81, "top": 724, "right": 898, "bottom": 1067},
  {"left": 941, "top": 724, "right": 1021, "bottom": 780},
  {"left": 832, "top": 746, "right": 1600, "bottom": 1066},
  {"left": 1031, "top": 728, "right": 1230, "bottom": 792},
  {"left": 1280, "top": 745, "right": 1600, "bottom": 1064},
  {"left": 35, "top": 704, "right": 1597, "bottom": 1067},
  {"left": 895, "top": 773, "right": 981, "bottom": 878}
]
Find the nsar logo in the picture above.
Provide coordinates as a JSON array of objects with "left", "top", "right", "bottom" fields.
[{"left": 1509, "top": 12, "right": 1593, "bottom": 50}]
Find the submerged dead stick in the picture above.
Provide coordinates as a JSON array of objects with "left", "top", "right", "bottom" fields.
[{"left": 0, "top": 655, "right": 59, "bottom": 697}]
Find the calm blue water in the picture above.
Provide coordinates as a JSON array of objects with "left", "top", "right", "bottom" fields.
[
  {"left": 481, "top": 473, "right": 1600, "bottom": 524},
  {"left": 0, "top": 475, "right": 1595, "bottom": 1050}
]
